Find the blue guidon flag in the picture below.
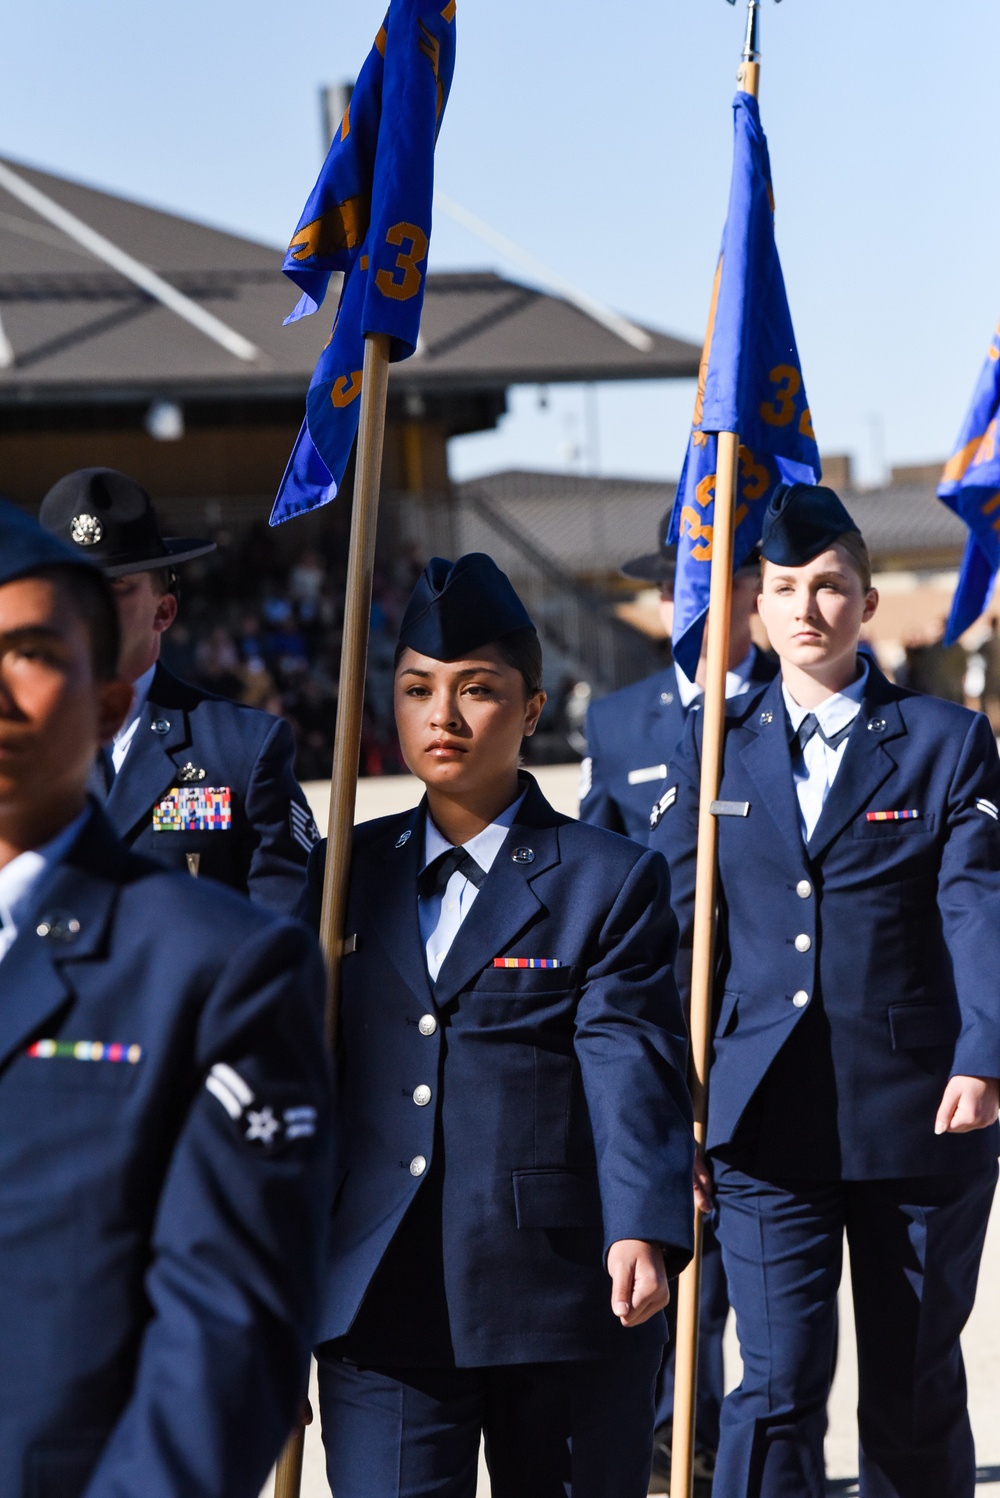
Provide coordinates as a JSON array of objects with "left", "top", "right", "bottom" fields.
[
  {"left": 938, "top": 320, "right": 1000, "bottom": 642},
  {"left": 668, "top": 91, "right": 821, "bottom": 677},
  {"left": 270, "top": 0, "right": 457, "bottom": 525}
]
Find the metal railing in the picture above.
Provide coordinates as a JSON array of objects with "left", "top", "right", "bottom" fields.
[{"left": 384, "top": 485, "right": 661, "bottom": 696}]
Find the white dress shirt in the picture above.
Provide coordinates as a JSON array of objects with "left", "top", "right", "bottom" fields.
[
  {"left": 112, "top": 663, "right": 157, "bottom": 773},
  {"left": 782, "top": 659, "right": 869, "bottom": 841},
  {"left": 418, "top": 789, "right": 527, "bottom": 982},
  {"left": 0, "top": 807, "right": 90, "bottom": 965},
  {"left": 675, "top": 645, "right": 759, "bottom": 711}
]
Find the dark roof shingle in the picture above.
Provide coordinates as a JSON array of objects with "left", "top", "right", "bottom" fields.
[{"left": 0, "top": 158, "right": 700, "bottom": 405}]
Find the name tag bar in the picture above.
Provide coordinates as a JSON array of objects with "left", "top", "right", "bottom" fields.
[{"left": 710, "top": 800, "right": 751, "bottom": 818}]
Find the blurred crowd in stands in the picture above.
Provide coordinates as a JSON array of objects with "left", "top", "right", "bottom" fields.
[
  {"left": 897, "top": 619, "right": 1000, "bottom": 732},
  {"left": 160, "top": 525, "right": 587, "bottom": 781},
  {"left": 161, "top": 526, "right": 1000, "bottom": 783}
]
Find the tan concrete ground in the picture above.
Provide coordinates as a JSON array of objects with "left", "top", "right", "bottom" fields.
[{"left": 279, "top": 768, "right": 1000, "bottom": 1495}]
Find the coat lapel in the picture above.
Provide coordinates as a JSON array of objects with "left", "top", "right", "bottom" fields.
[
  {"left": 0, "top": 810, "right": 121, "bottom": 1071},
  {"left": 650, "top": 666, "right": 686, "bottom": 760},
  {"left": 806, "top": 676, "right": 906, "bottom": 860},
  {"left": 106, "top": 666, "right": 192, "bottom": 839},
  {"left": 432, "top": 785, "right": 561, "bottom": 1008},
  {"left": 365, "top": 804, "right": 435, "bottom": 1008},
  {"left": 739, "top": 676, "right": 805, "bottom": 859}
]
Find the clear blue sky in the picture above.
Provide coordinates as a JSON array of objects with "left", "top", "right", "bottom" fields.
[{"left": 3, "top": 0, "right": 998, "bottom": 488}]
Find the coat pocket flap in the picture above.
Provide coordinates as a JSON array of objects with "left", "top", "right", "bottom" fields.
[
  {"left": 512, "top": 1167, "right": 601, "bottom": 1229},
  {"left": 887, "top": 1002, "right": 958, "bottom": 1050}
]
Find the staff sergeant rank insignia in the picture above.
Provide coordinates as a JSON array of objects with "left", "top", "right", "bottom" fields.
[{"left": 153, "top": 786, "right": 232, "bottom": 832}]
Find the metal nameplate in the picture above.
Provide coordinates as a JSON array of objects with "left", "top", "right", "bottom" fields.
[{"left": 710, "top": 800, "right": 750, "bottom": 818}]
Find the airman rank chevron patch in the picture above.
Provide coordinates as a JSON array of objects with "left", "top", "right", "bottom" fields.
[
  {"left": 153, "top": 786, "right": 232, "bottom": 832},
  {"left": 976, "top": 798, "right": 999, "bottom": 821},
  {"left": 650, "top": 785, "right": 678, "bottom": 831},
  {"left": 493, "top": 957, "right": 562, "bottom": 969},
  {"left": 866, "top": 810, "right": 920, "bottom": 822}
]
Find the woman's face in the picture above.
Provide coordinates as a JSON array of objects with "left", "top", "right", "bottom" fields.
[
  {"left": 394, "top": 645, "right": 545, "bottom": 796},
  {"left": 757, "top": 544, "right": 878, "bottom": 680}
]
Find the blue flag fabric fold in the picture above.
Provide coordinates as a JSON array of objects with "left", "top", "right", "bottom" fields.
[
  {"left": 668, "top": 92, "right": 820, "bottom": 676},
  {"left": 938, "top": 321, "right": 1000, "bottom": 642},
  {"left": 271, "top": 0, "right": 457, "bottom": 526}
]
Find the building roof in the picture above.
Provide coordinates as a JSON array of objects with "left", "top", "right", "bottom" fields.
[
  {"left": 457, "top": 466, "right": 968, "bottom": 576},
  {"left": 0, "top": 156, "right": 700, "bottom": 409},
  {"left": 845, "top": 482, "right": 966, "bottom": 564}
]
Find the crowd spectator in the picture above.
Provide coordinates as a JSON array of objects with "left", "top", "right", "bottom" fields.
[
  {"left": 158, "top": 524, "right": 417, "bottom": 784},
  {"left": 154, "top": 526, "right": 678, "bottom": 780}
]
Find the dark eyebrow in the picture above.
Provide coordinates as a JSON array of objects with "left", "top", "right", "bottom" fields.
[
  {"left": 0, "top": 625, "right": 65, "bottom": 647},
  {"left": 400, "top": 664, "right": 502, "bottom": 679}
]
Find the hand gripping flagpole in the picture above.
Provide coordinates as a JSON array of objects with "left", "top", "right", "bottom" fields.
[
  {"left": 668, "top": 5, "right": 762, "bottom": 1497},
  {"left": 272, "top": 331, "right": 391, "bottom": 1497}
]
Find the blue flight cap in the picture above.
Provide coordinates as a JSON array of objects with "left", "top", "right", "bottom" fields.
[
  {"left": 760, "top": 482, "right": 860, "bottom": 567},
  {"left": 0, "top": 496, "right": 105, "bottom": 587},
  {"left": 399, "top": 554, "right": 535, "bottom": 660}
]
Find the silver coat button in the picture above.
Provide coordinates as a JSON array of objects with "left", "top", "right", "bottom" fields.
[
  {"left": 792, "top": 991, "right": 809, "bottom": 1008},
  {"left": 794, "top": 933, "right": 812, "bottom": 953},
  {"left": 409, "top": 1155, "right": 427, "bottom": 1176},
  {"left": 418, "top": 1014, "right": 438, "bottom": 1036},
  {"left": 796, "top": 880, "right": 812, "bottom": 899},
  {"left": 413, "top": 1085, "right": 432, "bottom": 1107}
]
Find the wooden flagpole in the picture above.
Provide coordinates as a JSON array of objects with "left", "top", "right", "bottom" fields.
[
  {"left": 272, "top": 329, "right": 391, "bottom": 1498},
  {"left": 668, "top": 7, "right": 760, "bottom": 1497}
]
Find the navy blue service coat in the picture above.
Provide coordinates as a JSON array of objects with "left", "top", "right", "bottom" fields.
[
  {"left": 651, "top": 663, "right": 1000, "bottom": 1179},
  {"left": 0, "top": 806, "right": 332, "bottom": 1498},
  {"left": 102, "top": 664, "right": 317, "bottom": 911},
  {"left": 300, "top": 776, "right": 694, "bottom": 1367},
  {"left": 581, "top": 655, "right": 777, "bottom": 843}
]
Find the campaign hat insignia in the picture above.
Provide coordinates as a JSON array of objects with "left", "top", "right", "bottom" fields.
[
  {"left": 70, "top": 513, "right": 103, "bottom": 546},
  {"left": 39, "top": 468, "right": 216, "bottom": 578}
]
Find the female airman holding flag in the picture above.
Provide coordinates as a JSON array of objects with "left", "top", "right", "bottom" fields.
[
  {"left": 652, "top": 481, "right": 1000, "bottom": 1498},
  {"left": 300, "top": 553, "right": 695, "bottom": 1498}
]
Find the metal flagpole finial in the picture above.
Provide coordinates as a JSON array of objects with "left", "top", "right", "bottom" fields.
[{"left": 742, "top": 0, "right": 761, "bottom": 63}]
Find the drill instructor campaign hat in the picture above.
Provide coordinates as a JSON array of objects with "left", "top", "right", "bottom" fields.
[{"left": 39, "top": 468, "right": 216, "bottom": 578}]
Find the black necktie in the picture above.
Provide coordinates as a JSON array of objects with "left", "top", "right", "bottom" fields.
[
  {"left": 87, "top": 747, "right": 115, "bottom": 802},
  {"left": 793, "top": 712, "right": 855, "bottom": 755},
  {"left": 417, "top": 846, "right": 487, "bottom": 899}
]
